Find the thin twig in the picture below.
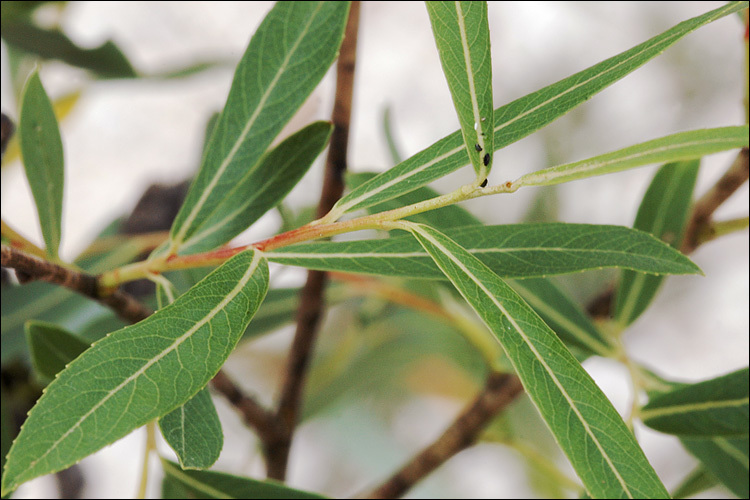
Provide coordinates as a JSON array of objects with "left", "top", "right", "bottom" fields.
[
  {"left": 681, "top": 147, "right": 749, "bottom": 254},
  {"left": 363, "top": 372, "right": 524, "bottom": 499},
  {"left": 210, "top": 370, "right": 279, "bottom": 444},
  {"left": 268, "top": 2, "right": 361, "bottom": 481},
  {"left": 2, "top": 244, "right": 276, "bottom": 447},
  {"left": 1, "top": 244, "right": 152, "bottom": 323}
]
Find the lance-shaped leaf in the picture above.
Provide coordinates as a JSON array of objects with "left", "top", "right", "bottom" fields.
[
  {"left": 640, "top": 368, "right": 749, "bottom": 438},
  {"left": 159, "top": 388, "right": 223, "bottom": 470},
  {"left": 18, "top": 71, "right": 65, "bottom": 260},
  {"left": 403, "top": 222, "right": 668, "bottom": 498},
  {"left": 615, "top": 160, "right": 700, "bottom": 326},
  {"left": 267, "top": 223, "right": 700, "bottom": 279},
  {"left": 513, "top": 127, "right": 747, "bottom": 188},
  {"left": 161, "top": 459, "right": 327, "bottom": 499},
  {"left": 426, "top": 1, "right": 494, "bottom": 179},
  {"left": 680, "top": 437, "right": 749, "bottom": 498},
  {"left": 177, "top": 121, "right": 333, "bottom": 254},
  {"left": 169, "top": 2, "right": 349, "bottom": 254},
  {"left": 1, "top": 249, "right": 269, "bottom": 495},
  {"left": 326, "top": 2, "right": 745, "bottom": 219}
]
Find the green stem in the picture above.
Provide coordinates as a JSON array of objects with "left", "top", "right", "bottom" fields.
[{"left": 98, "top": 180, "right": 516, "bottom": 290}]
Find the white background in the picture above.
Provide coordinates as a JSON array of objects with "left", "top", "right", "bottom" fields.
[{"left": 2, "top": 2, "right": 747, "bottom": 498}]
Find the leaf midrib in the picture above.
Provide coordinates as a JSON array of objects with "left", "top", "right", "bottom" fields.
[
  {"left": 411, "top": 224, "right": 633, "bottom": 498},
  {"left": 268, "top": 245, "right": 688, "bottom": 267},
  {"left": 453, "top": 1, "right": 488, "bottom": 176},
  {"left": 517, "top": 135, "right": 739, "bottom": 186},
  {"left": 642, "top": 397, "right": 750, "bottom": 420}
]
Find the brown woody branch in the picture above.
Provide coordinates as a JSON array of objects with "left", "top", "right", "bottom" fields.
[
  {"left": 1, "top": 244, "right": 152, "bottom": 323},
  {"left": 1, "top": 245, "right": 275, "bottom": 450},
  {"left": 267, "top": 2, "right": 361, "bottom": 481},
  {"left": 210, "top": 370, "right": 279, "bottom": 443},
  {"left": 364, "top": 372, "right": 525, "bottom": 499},
  {"left": 588, "top": 147, "right": 749, "bottom": 317},
  {"left": 681, "top": 147, "right": 749, "bottom": 254}
]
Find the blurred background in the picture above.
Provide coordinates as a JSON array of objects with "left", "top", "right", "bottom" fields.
[{"left": 1, "top": 2, "right": 747, "bottom": 498}]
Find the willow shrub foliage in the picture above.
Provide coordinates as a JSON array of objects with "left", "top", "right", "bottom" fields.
[{"left": 1, "top": 2, "right": 748, "bottom": 498}]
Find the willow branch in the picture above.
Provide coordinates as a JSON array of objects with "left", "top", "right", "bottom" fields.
[
  {"left": 364, "top": 372, "right": 525, "bottom": 499},
  {"left": 268, "top": 2, "right": 361, "bottom": 481},
  {"left": 2, "top": 245, "right": 152, "bottom": 323},
  {"left": 210, "top": 370, "right": 279, "bottom": 443},
  {"left": 681, "top": 147, "right": 749, "bottom": 253}
]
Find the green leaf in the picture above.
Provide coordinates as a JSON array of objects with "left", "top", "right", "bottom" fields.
[
  {"left": 0, "top": 19, "right": 137, "bottom": 78},
  {"left": 680, "top": 437, "right": 749, "bottom": 498},
  {"left": 381, "top": 107, "right": 403, "bottom": 165},
  {"left": 177, "top": 121, "right": 333, "bottom": 254},
  {"left": 615, "top": 160, "right": 700, "bottom": 326},
  {"left": 161, "top": 459, "right": 327, "bottom": 499},
  {"left": 670, "top": 466, "right": 721, "bottom": 499},
  {"left": 18, "top": 70, "right": 65, "bottom": 260},
  {"left": 327, "top": 2, "right": 746, "bottom": 218},
  {"left": 522, "top": 185, "right": 560, "bottom": 223},
  {"left": 426, "top": 1, "right": 494, "bottom": 179},
  {"left": 402, "top": 222, "right": 669, "bottom": 498},
  {"left": 1, "top": 249, "right": 269, "bottom": 495},
  {"left": 24, "top": 320, "right": 89, "bottom": 382},
  {"left": 508, "top": 278, "right": 614, "bottom": 357},
  {"left": 514, "top": 127, "right": 747, "bottom": 188},
  {"left": 640, "top": 368, "right": 749, "bottom": 438},
  {"left": 267, "top": 223, "right": 701, "bottom": 279},
  {"left": 169, "top": 2, "right": 349, "bottom": 254},
  {"left": 159, "top": 388, "right": 223, "bottom": 470}
]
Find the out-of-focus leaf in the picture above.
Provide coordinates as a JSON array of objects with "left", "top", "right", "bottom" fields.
[
  {"left": 681, "top": 437, "right": 749, "bottom": 498},
  {"left": 641, "top": 368, "right": 749, "bottom": 437},
  {"left": 615, "top": 160, "right": 700, "bottom": 325},
  {"left": 0, "top": 20, "right": 137, "bottom": 78},
  {"left": 670, "top": 466, "right": 721, "bottom": 499},
  {"left": 382, "top": 107, "right": 403, "bottom": 165},
  {"left": 24, "top": 320, "right": 89, "bottom": 382},
  {"left": 508, "top": 278, "right": 613, "bottom": 357},
  {"left": 18, "top": 71, "right": 64, "bottom": 259}
]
